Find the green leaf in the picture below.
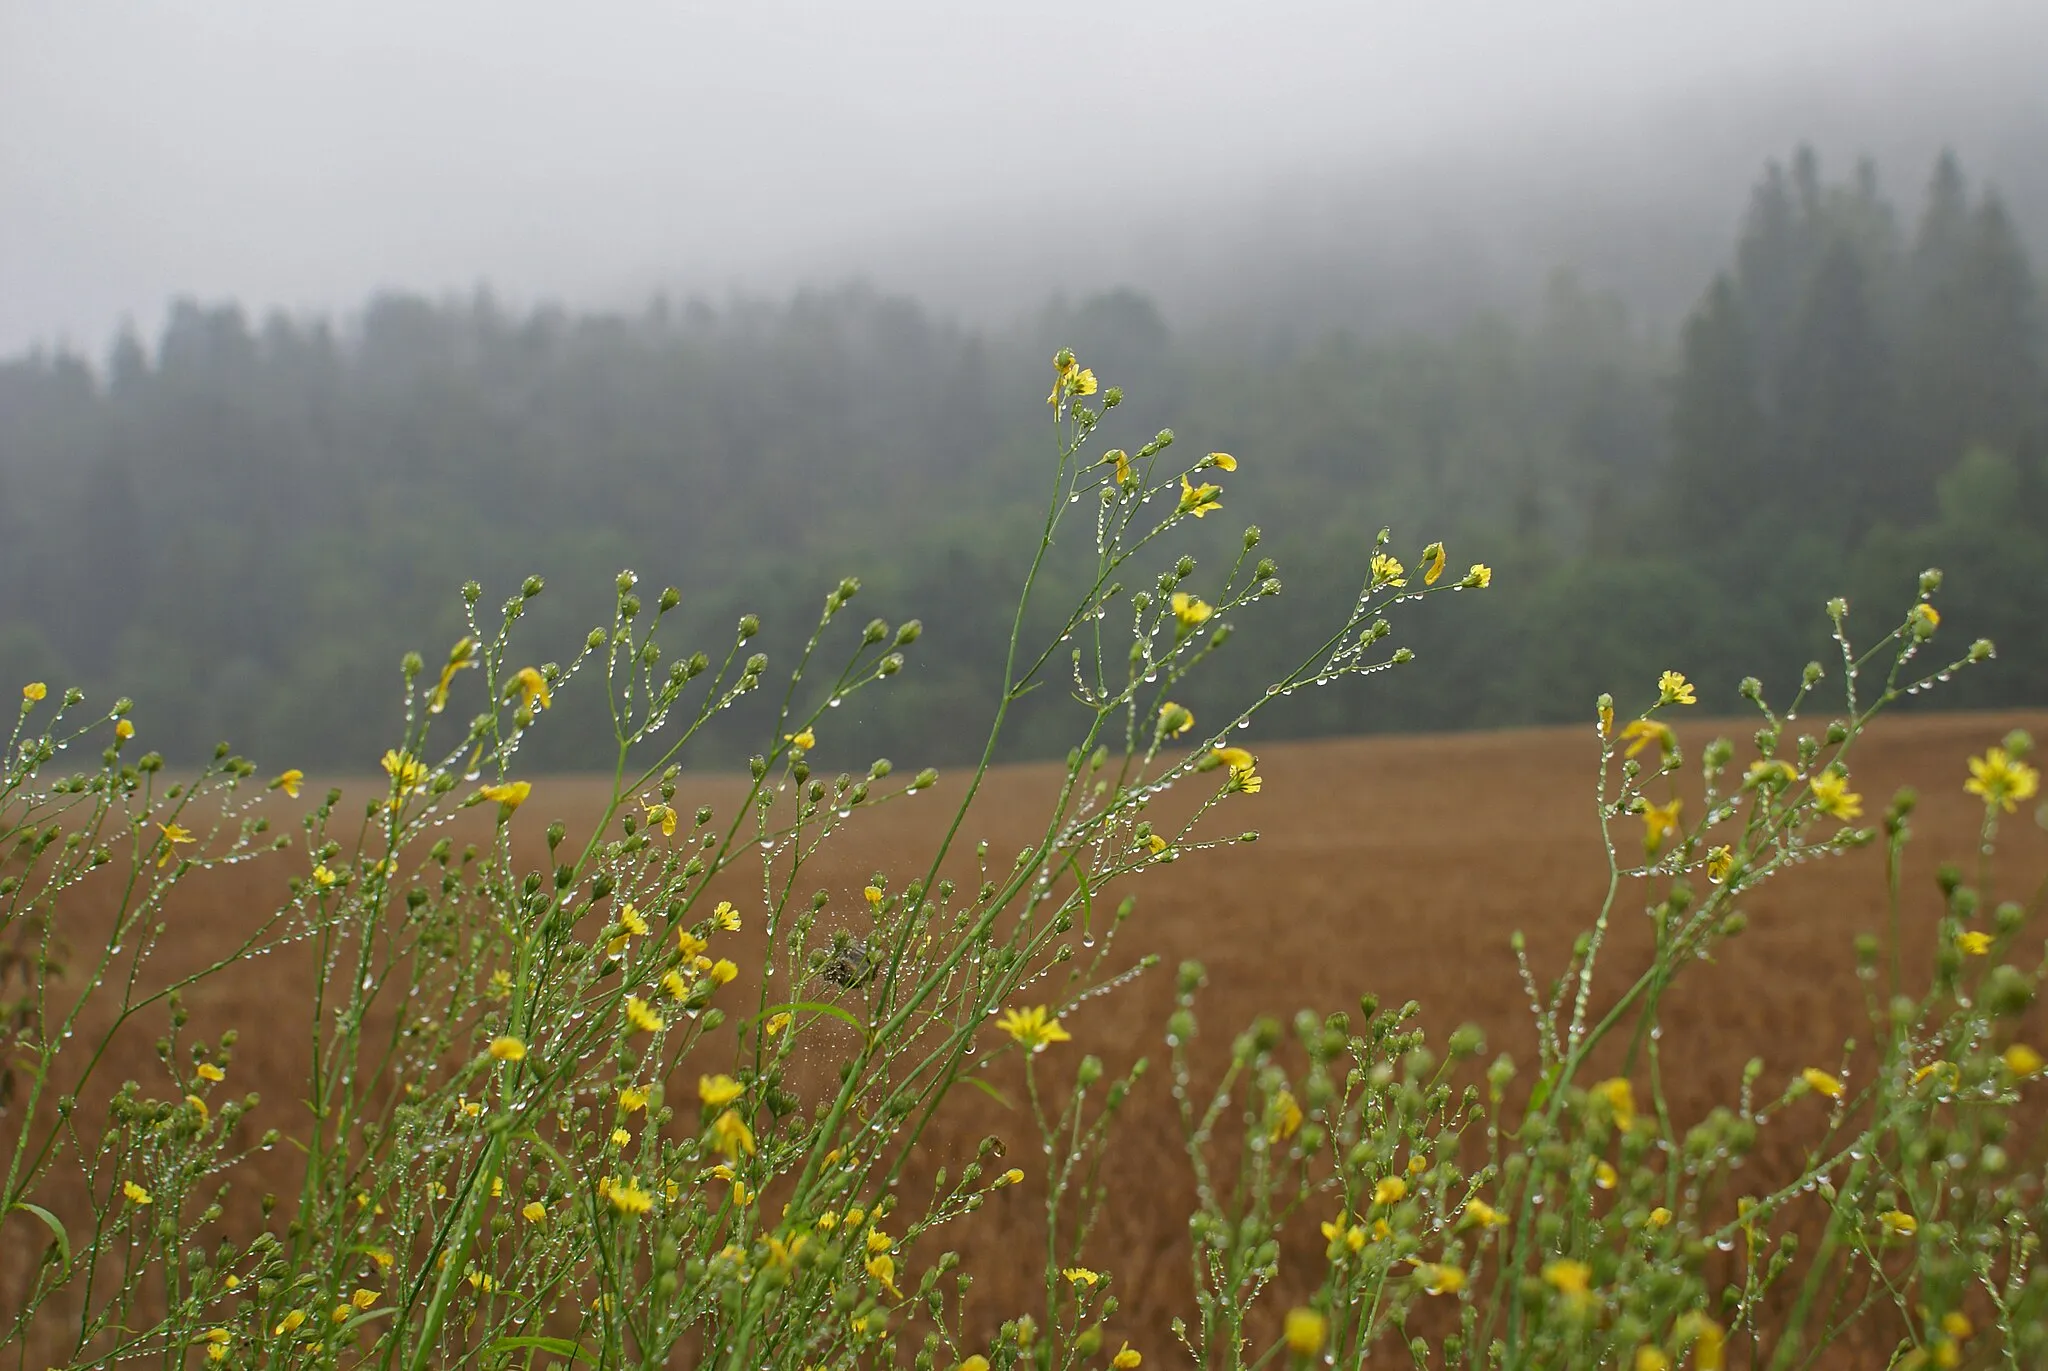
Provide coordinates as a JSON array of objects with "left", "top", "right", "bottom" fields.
[
  {"left": 958, "top": 1074, "right": 1016, "bottom": 1110},
  {"left": 756, "top": 1000, "right": 868, "bottom": 1037},
  {"left": 487, "top": 1336, "right": 592, "bottom": 1365},
  {"left": 11, "top": 1201, "right": 70, "bottom": 1273}
]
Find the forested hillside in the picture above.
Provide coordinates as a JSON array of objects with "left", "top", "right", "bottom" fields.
[{"left": 1, "top": 147, "right": 2041, "bottom": 768}]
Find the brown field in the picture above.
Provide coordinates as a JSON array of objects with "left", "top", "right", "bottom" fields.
[{"left": 7, "top": 710, "right": 2046, "bottom": 1364}]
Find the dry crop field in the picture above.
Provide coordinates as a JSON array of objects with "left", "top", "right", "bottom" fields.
[{"left": 8, "top": 709, "right": 2046, "bottom": 1363}]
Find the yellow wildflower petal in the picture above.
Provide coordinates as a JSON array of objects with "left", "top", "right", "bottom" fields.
[
  {"left": 1802, "top": 1067, "right": 1844, "bottom": 1099},
  {"left": 699, "top": 1074, "right": 745, "bottom": 1107},
  {"left": 1282, "top": 1309, "right": 1327, "bottom": 1356}
]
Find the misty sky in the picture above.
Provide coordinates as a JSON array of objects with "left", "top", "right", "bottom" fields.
[{"left": 4, "top": 1, "right": 2045, "bottom": 355}]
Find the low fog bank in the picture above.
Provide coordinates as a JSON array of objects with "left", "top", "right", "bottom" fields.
[{"left": 5, "top": 2, "right": 2045, "bottom": 356}]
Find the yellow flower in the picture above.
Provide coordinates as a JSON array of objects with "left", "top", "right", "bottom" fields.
[
  {"left": 1942, "top": 1311, "right": 1972, "bottom": 1340},
  {"left": 714, "top": 901, "right": 741, "bottom": 931},
  {"left": 1683, "top": 1317, "right": 1723, "bottom": 1367},
  {"left": 710, "top": 1108, "right": 755, "bottom": 1158},
  {"left": 1210, "top": 745, "right": 1254, "bottom": 772},
  {"left": 488, "top": 1036, "right": 526, "bottom": 1062},
  {"left": 1206, "top": 451, "right": 1238, "bottom": 472},
  {"left": 1463, "top": 563, "right": 1492, "bottom": 589},
  {"left": 1418, "top": 1262, "right": 1464, "bottom": 1295},
  {"left": 619, "top": 1085, "right": 649, "bottom": 1112},
  {"left": 510, "top": 666, "right": 551, "bottom": 712},
  {"left": 786, "top": 728, "right": 815, "bottom": 752},
  {"left": 1100, "top": 448, "right": 1134, "bottom": 487},
  {"left": 1648, "top": 1206, "right": 1672, "bottom": 1228},
  {"left": 616, "top": 904, "right": 647, "bottom": 938},
  {"left": 1802, "top": 1067, "right": 1844, "bottom": 1099},
  {"left": 1593, "top": 1076, "right": 1636, "bottom": 1129},
  {"left": 1145, "top": 833, "right": 1169, "bottom": 855},
  {"left": 662, "top": 970, "right": 690, "bottom": 1000},
  {"left": 1061, "top": 1266, "right": 1100, "bottom": 1287},
  {"left": 1268, "top": 1090, "right": 1303, "bottom": 1142},
  {"left": 765, "top": 1011, "right": 792, "bottom": 1036},
  {"left": 1599, "top": 699, "right": 1614, "bottom": 737},
  {"left": 1113, "top": 1343, "right": 1143, "bottom": 1369},
  {"left": 381, "top": 749, "right": 428, "bottom": 790},
  {"left": 1372, "top": 1176, "right": 1407, "bottom": 1207},
  {"left": 1178, "top": 474, "right": 1223, "bottom": 518},
  {"left": 1170, "top": 591, "right": 1213, "bottom": 632},
  {"left": 2003, "top": 1043, "right": 2043, "bottom": 1077},
  {"left": 522, "top": 1200, "right": 546, "bottom": 1222},
  {"left": 610, "top": 1128, "right": 631, "bottom": 1147},
  {"left": 624, "top": 996, "right": 665, "bottom": 1034},
  {"left": 1809, "top": 770, "right": 1862, "bottom": 821},
  {"left": 1619, "top": 719, "right": 1673, "bottom": 759},
  {"left": 1913, "top": 1060, "right": 1958, "bottom": 1087},
  {"left": 1421, "top": 542, "right": 1446, "bottom": 585},
  {"left": 1965, "top": 746, "right": 2040, "bottom": 813},
  {"left": 999, "top": 1168, "right": 1025, "bottom": 1186},
  {"left": 708, "top": 958, "right": 739, "bottom": 985},
  {"left": 351, "top": 1288, "right": 378, "bottom": 1310},
  {"left": 123, "top": 1180, "right": 152, "bottom": 1205},
  {"left": 22, "top": 682, "right": 47, "bottom": 702},
  {"left": 157, "top": 821, "right": 196, "bottom": 868},
  {"left": 1746, "top": 757, "right": 1797, "bottom": 789},
  {"left": 1879, "top": 1209, "right": 1917, "bottom": 1237},
  {"left": 865, "top": 1252, "right": 901, "bottom": 1297},
  {"left": 1046, "top": 354, "right": 1097, "bottom": 404},
  {"left": 1634, "top": 1348, "right": 1672, "bottom": 1371},
  {"left": 699, "top": 1074, "right": 745, "bottom": 1107},
  {"left": 1657, "top": 671, "right": 1696, "bottom": 706},
  {"left": 1282, "top": 1308, "right": 1327, "bottom": 1356},
  {"left": 607, "top": 1177, "right": 653, "bottom": 1215},
  {"left": 677, "top": 928, "right": 708, "bottom": 957},
  {"left": 273, "top": 768, "right": 304, "bottom": 797},
  {"left": 430, "top": 637, "right": 477, "bottom": 713},
  {"left": 1159, "top": 701, "right": 1194, "bottom": 738},
  {"left": 367, "top": 1248, "right": 393, "bottom": 1271},
  {"left": 197, "top": 1062, "right": 226, "bottom": 1083},
  {"left": 1370, "top": 552, "right": 1407, "bottom": 588},
  {"left": 480, "top": 780, "right": 530, "bottom": 813},
  {"left": 185, "top": 1093, "right": 210, "bottom": 1126},
  {"left": 1541, "top": 1259, "right": 1592, "bottom": 1298},
  {"left": 1320, "top": 1214, "right": 1366, "bottom": 1252},
  {"left": 864, "top": 885, "right": 885, "bottom": 909},
  {"left": 1911, "top": 602, "right": 1940, "bottom": 633},
  {"left": 866, "top": 1228, "right": 894, "bottom": 1254},
  {"left": 1705, "top": 846, "right": 1733, "bottom": 883},
  {"left": 997, "top": 1005, "right": 1072, "bottom": 1052},
  {"left": 1958, "top": 930, "right": 1992, "bottom": 956},
  {"left": 273, "top": 1311, "right": 306, "bottom": 1336},
  {"left": 1594, "top": 1160, "right": 1618, "bottom": 1190},
  {"left": 1462, "top": 1198, "right": 1506, "bottom": 1230},
  {"left": 115, "top": 718, "right": 135, "bottom": 740},
  {"left": 643, "top": 800, "right": 678, "bottom": 836},
  {"left": 1639, "top": 796, "right": 1683, "bottom": 851}
]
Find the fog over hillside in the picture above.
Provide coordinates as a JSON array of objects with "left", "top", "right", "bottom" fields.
[{"left": 4, "top": 1, "right": 2044, "bottom": 354}]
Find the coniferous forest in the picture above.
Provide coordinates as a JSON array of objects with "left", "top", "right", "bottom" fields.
[{"left": 2, "top": 148, "right": 2042, "bottom": 770}]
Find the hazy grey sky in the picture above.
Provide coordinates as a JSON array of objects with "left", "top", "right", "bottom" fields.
[{"left": 3, "top": 1, "right": 2044, "bottom": 354}]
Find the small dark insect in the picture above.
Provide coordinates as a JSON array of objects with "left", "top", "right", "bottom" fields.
[{"left": 814, "top": 932, "right": 879, "bottom": 990}]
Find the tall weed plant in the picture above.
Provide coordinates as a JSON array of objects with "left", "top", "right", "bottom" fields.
[{"left": 2, "top": 354, "right": 2042, "bottom": 1369}]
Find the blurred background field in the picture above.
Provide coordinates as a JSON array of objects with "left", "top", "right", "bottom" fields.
[{"left": 11, "top": 710, "right": 2042, "bottom": 1356}]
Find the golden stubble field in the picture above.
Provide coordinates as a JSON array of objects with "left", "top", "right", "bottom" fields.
[{"left": 6, "top": 710, "right": 2045, "bottom": 1364}]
